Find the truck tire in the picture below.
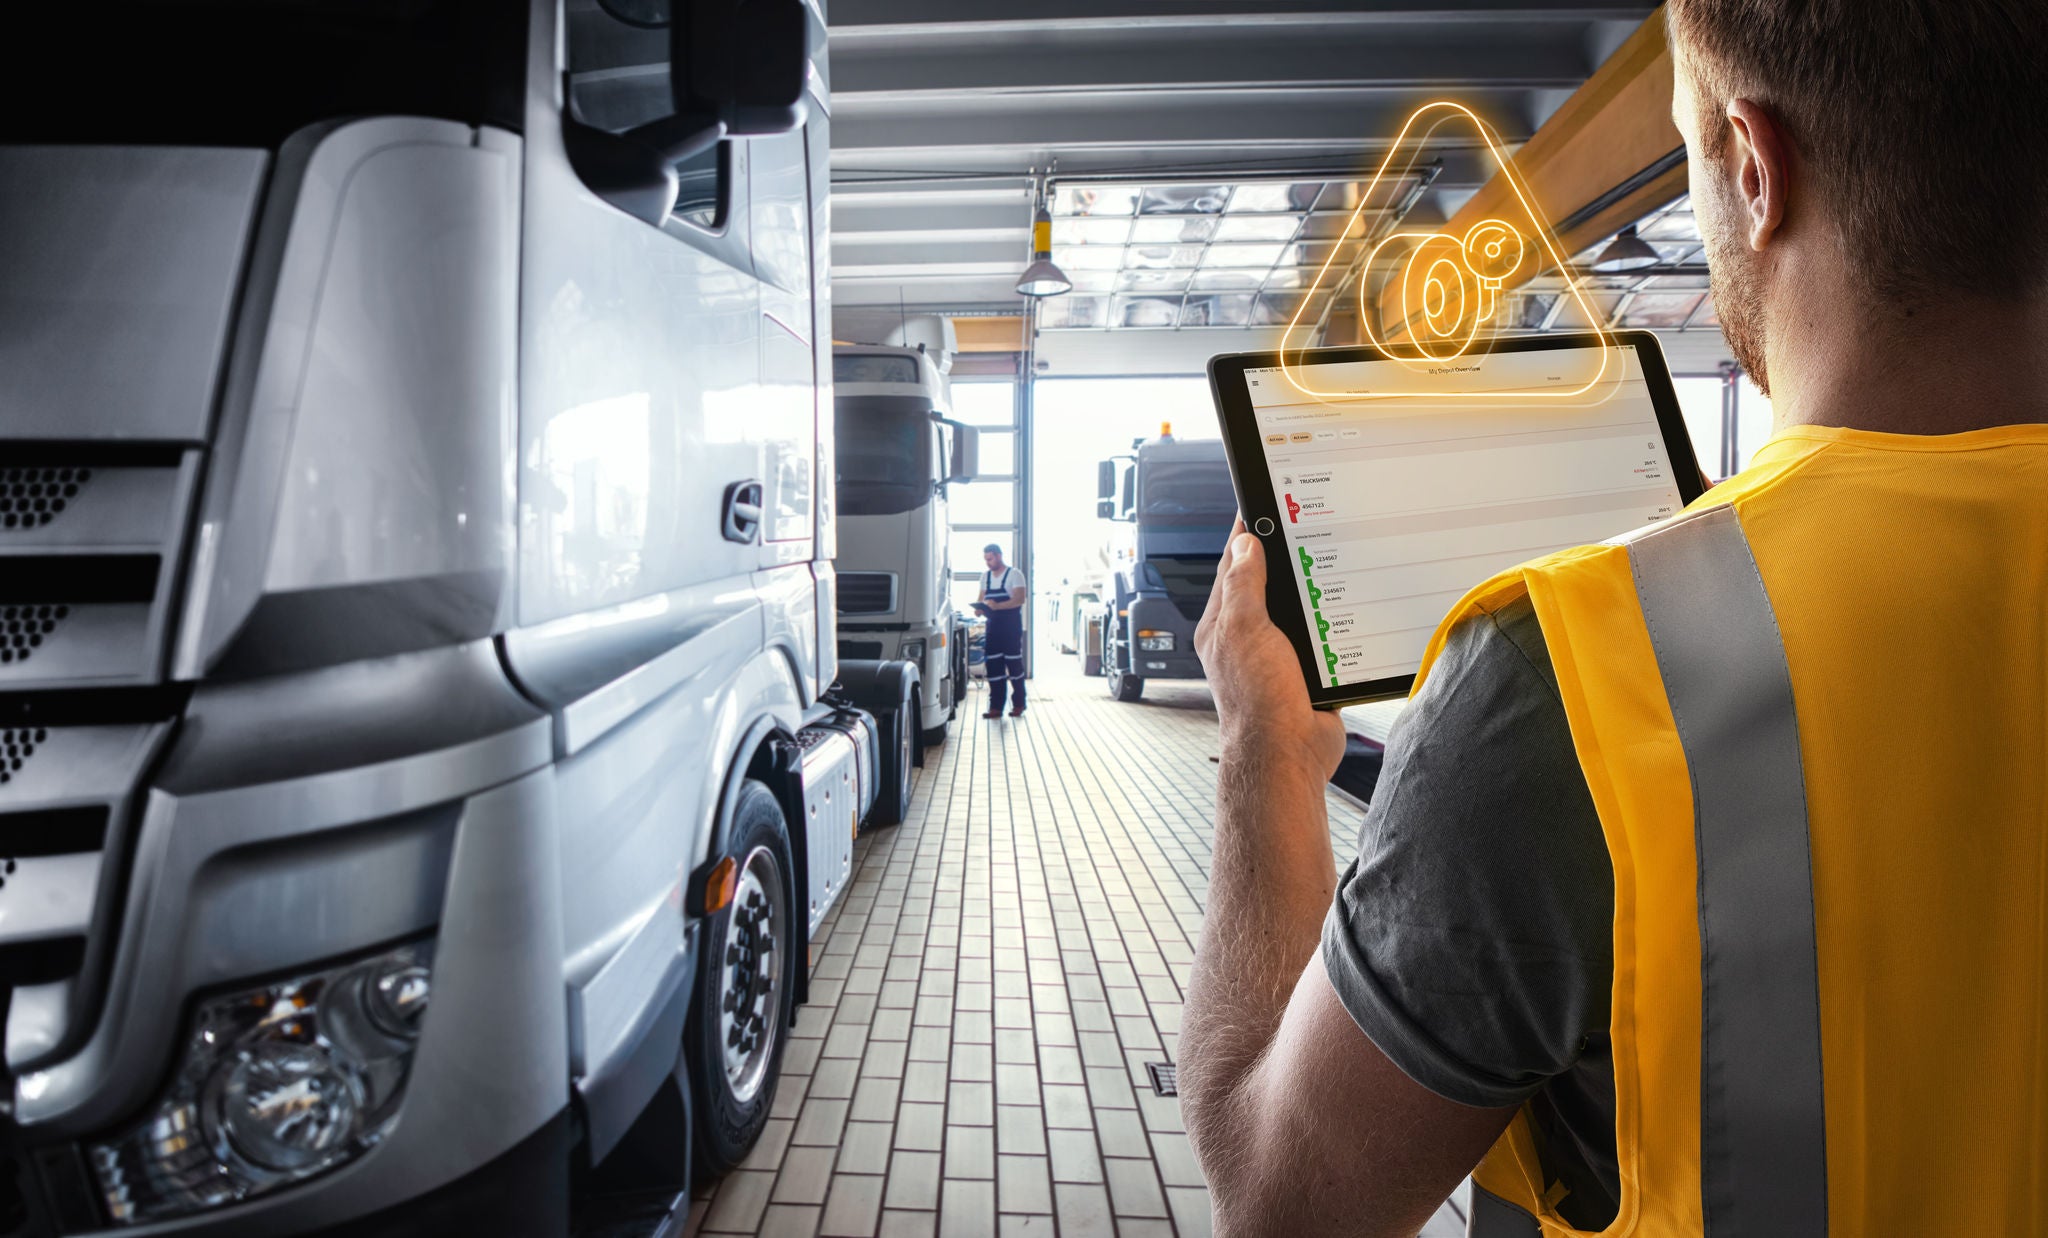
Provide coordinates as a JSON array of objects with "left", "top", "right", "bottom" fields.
[
  {"left": 951, "top": 641, "right": 968, "bottom": 717},
  {"left": 871, "top": 678, "right": 917, "bottom": 826},
  {"left": 1107, "top": 666, "right": 1145, "bottom": 702},
  {"left": 685, "top": 780, "right": 794, "bottom": 1177}
]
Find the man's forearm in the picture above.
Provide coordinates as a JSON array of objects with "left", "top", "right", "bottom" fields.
[{"left": 1182, "top": 738, "right": 1339, "bottom": 1151}]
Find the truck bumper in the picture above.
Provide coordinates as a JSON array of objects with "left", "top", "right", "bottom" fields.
[{"left": 1124, "top": 596, "right": 1206, "bottom": 681}]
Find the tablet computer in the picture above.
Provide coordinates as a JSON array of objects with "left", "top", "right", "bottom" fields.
[{"left": 1208, "top": 330, "right": 1706, "bottom": 708}]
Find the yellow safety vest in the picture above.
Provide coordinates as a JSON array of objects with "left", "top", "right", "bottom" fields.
[{"left": 1430, "top": 424, "right": 2048, "bottom": 1237}]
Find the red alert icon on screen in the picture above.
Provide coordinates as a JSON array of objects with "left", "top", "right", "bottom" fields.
[{"left": 1284, "top": 493, "right": 1301, "bottom": 523}]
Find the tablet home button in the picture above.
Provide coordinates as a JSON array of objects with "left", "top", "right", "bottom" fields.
[{"left": 1253, "top": 516, "right": 1276, "bottom": 536}]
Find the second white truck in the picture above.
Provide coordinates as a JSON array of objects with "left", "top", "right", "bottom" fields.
[{"left": 832, "top": 341, "right": 979, "bottom": 756}]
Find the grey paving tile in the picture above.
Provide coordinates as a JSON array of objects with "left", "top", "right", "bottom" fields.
[
  {"left": 740, "top": 1116, "right": 797, "bottom": 1173},
  {"left": 1053, "top": 1183, "right": 1116, "bottom": 1238},
  {"left": 875, "top": 1211, "right": 935, "bottom": 1238},
  {"left": 824, "top": 1023, "right": 873, "bottom": 1059},
  {"left": 947, "top": 1081, "right": 994, "bottom": 1126},
  {"left": 948, "top": 1042, "right": 993, "bottom": 1082},
  {"left": 997, "top": 1154, "right": 1053, "bottom": 1215},
  {"left": 997, "top": 1215, "right": 1056, "bottom": 1237},
  {"left": 944, "top": 1124, "right": 995, "bottom": 1179},
  {"left": 1105, "top": 1158, "right": 1170, "bottom": 1219},
  {"left": 901, "top": 1061, "right": 949, "bottom": 1104},
  {"left": 838, "top": 1121, "right": 893, "bottom": 1175},
  {"left": 1084, "top": 1065, "right": 1137, "bottom": 1110},
  {"left": 993, "top": 1029, "right": 1037, "bottom": 1065},
  {"left": 773, "top": 1146, "right": 837, "bottom": 1205},
  {"left": 994, "top": 1105, "right": 1047, "bottom": 1156},
  {"left": 820, "top": 1174, "right": 887, "bottom": 1237},
  {"left": 1136, "top": 1090, "right": 1185, "bottom": 1134},
  {"left": 851, "top": 1076, "right": 901, "bottom": 1124},
  {"left": 1167, "top": 1185, "right": 1215, "bottom": 1238},
  {"left": 1094, "top": 1108, "right": 1151, "bottom": 1159},
  {"left": 1150, "top": 1131, "right": 1205, "bottom": 1188},
  {"left": 1041, "top": 1084, "right": 1092, "bottom": 1130},
  {"left": 994, "top": 1063, "right": 1040, "bottom": 1107},
  {"left": 1031, "top": 1046, "right": 1082, "bottom": 1087},
  {"left": 937, "top": 1179, "right": 995, "bottom": 1238},
  {"left": 771, "top": 1075, "right": 810, "bottom": 1121},
  {"left": 907, "top": 1027, "right": 950, "bottom": 1062},
  {"left": 759, "top": 1204, "right": 823, "bottom": 1238},
  {"left": 809, "top": 1056, "right": 860, "bottom": 1100},
  {"left": 793, "top": 1097, "right": 852, "bottom": 1147},
  {"left": 701, "top": 1169, "right": 775, "bottom": 1233},
  {"left": 883, "top": 1150, "right": 942, "bottom": 1211},
  {"left": 861, "top": 1037, "right": 908, "bottom": 1081},
  {"left": 1046, "top": 1128, "right": 1104, "bottom": 1184},
  {"left": 895, "top": 1101, "right": 945, "bottom": 1152}
]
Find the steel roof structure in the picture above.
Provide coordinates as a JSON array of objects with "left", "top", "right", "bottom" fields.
[{"left": 827, "top": 0, "right": 1662, "bottom": 327}]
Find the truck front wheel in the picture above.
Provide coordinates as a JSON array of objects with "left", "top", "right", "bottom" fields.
[
  {"left": 1107, "top": 666, "right": 1145, "bottom": 702},
  {"left": 871, "top": 677, "right": 917, "bottom": 826},
  {"left": 685, "top": 781, "right": 794, "bottom": 1176}
]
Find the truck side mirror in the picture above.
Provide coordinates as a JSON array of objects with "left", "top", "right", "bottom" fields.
[
  {"left": 1096, "top": 498, "right": 1116, "bottom": 520},
  {"left": 1096, "top": 460, "right": 1116, "bottom": 500},
  {"left": 621, "top": 0, "right": 813, "bottom": 170},
  {"left": 676, "top": 0, "right": 813, "bottom": 137},
  {"left": 945, "top": 422, "right": 979, "bottom": 482}
]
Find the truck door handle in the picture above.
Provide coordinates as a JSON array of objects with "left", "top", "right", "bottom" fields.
[{"left": 723, "top": 480, "right": 764, "bottom": 543}]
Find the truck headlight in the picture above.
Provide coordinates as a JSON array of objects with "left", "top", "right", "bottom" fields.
[
  {"left": 1138, "top": 631, "right": 1175, "bottom": 651},
  {"left": 900, "top": 639, "right": 926, "bottom": 664},
  {"left": 88, "top": 940, "right": 433, "bottom": 1224}
]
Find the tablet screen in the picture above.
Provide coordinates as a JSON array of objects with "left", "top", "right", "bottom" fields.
[{"left": 1237, "top": 341, "right": 1692, "bottom": 694}]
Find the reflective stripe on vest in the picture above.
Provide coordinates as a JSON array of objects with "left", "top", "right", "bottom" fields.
[
  {"left": 1468, "top": 1184, "right": 1542, "bottom": 1237},
  {"left": 1627, "top": 505, "right": 1827, "bottom": 1238},
  {"left": 1466, "top": 505, "right": 1827, "bottom": 1238}
]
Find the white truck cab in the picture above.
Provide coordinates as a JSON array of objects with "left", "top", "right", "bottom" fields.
[
  {"left": 0, "top": 2, "right": 910, "bottom": 1234},
  {"left": 832, "top": 340, "right": 980, "bottom": 754}
]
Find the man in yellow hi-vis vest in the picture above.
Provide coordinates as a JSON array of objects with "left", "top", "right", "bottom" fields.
[{"left": 1180, "top": 3, "right": 2048, "bottom": 1236}]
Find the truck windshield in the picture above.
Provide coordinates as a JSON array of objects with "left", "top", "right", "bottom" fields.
[
  {"left": 1140, "top": 460, "right": 1235, "bottom": 526},
  {"left": 3, "top": 2, "right": 524, "bottom": 145},
  {"left": 836, "top": 396, "right": 935, "bottom": 517}
]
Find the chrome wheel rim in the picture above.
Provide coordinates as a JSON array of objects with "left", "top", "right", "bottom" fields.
[{"left": 718, "top": 845, "right": 783, "bottom": 1103}]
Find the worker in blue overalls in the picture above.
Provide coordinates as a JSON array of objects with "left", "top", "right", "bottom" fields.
[{"left": 977, "top": 543, "right": 1028, "bottom": 718}]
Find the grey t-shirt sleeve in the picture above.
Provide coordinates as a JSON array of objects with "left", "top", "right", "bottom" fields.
[{"left": 1319, "top": 595, "right": 1614, "bottom": 1109}]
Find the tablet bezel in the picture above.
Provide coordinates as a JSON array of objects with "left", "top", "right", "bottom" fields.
[{"left": 1207, "top": 330, "right": 1708, "bottom": 710}]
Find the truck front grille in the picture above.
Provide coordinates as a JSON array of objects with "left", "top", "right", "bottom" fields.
[
  {"left": 0, "top": 449, "right": 194, "bottom": 694},
  {"left": 0, "top": 441, "right": 199, "bottom": 1090},
  {"left": 837, "top": 572, "right": 898, "bottom": 616}
]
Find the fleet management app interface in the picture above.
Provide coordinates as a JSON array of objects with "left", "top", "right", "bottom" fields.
[{"left": 1246, "top": 347, "right": 1685, "bottom": 687}]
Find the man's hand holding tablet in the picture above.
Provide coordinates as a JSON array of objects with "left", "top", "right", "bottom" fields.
[
  {"left": 1194, "top": 517, "right": 1347, "bottom": 781},
  {"left": 1206, "top": 331, "right": 1706, "bottom": 708}
]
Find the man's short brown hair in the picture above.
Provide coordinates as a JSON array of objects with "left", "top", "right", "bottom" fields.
[{"left": 1667, "top": 0, "right": 2048, "bottom": 302}]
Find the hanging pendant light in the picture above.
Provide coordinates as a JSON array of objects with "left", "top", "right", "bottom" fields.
[
  {"left": 1591, "top": 223, "right": 1661, "bottom": 273},
  {"left": 1016, "top": 177, "right": 1072, "bottom": 298}
]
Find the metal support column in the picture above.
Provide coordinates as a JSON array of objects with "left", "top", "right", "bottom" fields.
[
  {"left": 1016, "top": 322, "right": 1036, "bottom": 679},
  {"left": 1718, "top": 360, "right": 1742, "bottom": 478}
]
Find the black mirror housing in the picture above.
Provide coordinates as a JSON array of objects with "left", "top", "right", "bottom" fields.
[
  {"left": 1096, "top": 498, "right": 1117, "bottom": 520},
  {"left": 1096, "top": 460, "right": 1115, "bottom": 500},
  {"left": 674, "top": 0, "right": 813, "bottom": 138}
]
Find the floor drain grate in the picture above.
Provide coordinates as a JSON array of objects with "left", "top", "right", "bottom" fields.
[{"left": 1146, "top": 1061, "right": 1178, "bottom": 1097}]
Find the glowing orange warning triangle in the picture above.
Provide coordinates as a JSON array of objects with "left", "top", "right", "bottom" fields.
[{"left": 1280, "top": 101, "right": 1614, "bottom": 401}]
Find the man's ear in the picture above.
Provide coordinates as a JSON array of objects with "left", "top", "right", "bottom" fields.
[{"left": 1724, "top": 99, "right": 1790, "bottom": 253}]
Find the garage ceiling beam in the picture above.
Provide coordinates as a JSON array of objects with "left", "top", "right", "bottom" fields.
[
  {"left": 1365, "top": 6, "right": 1683, "bottom": 331},
  {"left": 832, "top": 0, "right": 1655, "bottom": 31},
  {"left": 832, "top": 25, "right": 1595, "bottom": 99},
  {"left": 835, "top": 88, "right": 1545, "bottom": 152}
]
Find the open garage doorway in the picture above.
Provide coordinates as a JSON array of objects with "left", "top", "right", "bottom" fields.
[{"left": 1029, "top": 376, "right": 1222, "bottom": 670}]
